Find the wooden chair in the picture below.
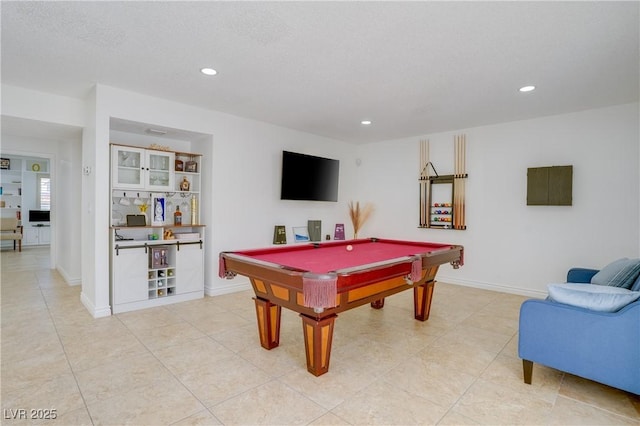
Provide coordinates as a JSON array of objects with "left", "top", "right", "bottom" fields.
[{"left": 0, "top": 217, "right": 23, "bottom": 252}]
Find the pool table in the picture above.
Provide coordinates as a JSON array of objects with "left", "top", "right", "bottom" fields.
[{"left": 219, "top": 238, "right": 463, "bottom": 376}]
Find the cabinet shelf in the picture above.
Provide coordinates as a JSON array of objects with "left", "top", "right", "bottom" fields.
[
  {"left": 112, "top": 225, "right": 205, "bottom": 246},
  {"left": 0, "top": 171, "right": 23, "bottom": 218},
  {"left": 147, "top": 262, "right": 177, "bottom": 299},
  {"left": 113, "top": 224, "right": 206, "bottom": 230}
]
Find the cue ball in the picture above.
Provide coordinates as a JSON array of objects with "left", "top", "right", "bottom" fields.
[{"left": 346, "top": 245, "right": 353, "bottom": 251}]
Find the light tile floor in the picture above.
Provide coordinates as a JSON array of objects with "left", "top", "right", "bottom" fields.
[{"left": 1, "top": 247, "right": 639, "bottom": 425}]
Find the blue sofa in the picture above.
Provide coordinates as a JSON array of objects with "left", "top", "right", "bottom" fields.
[{"left": 518, "top": 268, "right": 640, "bottom": 395}]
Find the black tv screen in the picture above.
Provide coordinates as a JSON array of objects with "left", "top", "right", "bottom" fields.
[
  {"left": 280, "top": 151, "right": 339, "bottom": 202},
  {"left": 29, "top": 210, "right": 50, "bottom": 223}
]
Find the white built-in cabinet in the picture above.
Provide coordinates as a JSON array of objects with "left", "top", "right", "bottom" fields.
[
  {"left": 23, "top": 225, "right": 50, "bottom": 245},
  {"left": 112, "top": 243, "right": 149, "bottom": 305},
  {"left": 110, "top": 142, "right": 204, "bottom": 314},
  {"left": 111, "top": 145, "right": 175, "bottom": 191},
  {"left": 111, "top": 232, "right": 204, "bottom": 313},
  {"left": 175, "top": 241, "right": 204, "bottom": 293}
]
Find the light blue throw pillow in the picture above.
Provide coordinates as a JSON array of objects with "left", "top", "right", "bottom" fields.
[
  {"left": 591, "top": 258, "right": 640, "bottom": 289},
  {"left": 548, "top": 283, "right": 640, "bottom": 312}
]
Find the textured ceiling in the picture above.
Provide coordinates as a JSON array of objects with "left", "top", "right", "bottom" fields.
[{"left": 2, "top": 1, "right": 638, "bottom": 144}]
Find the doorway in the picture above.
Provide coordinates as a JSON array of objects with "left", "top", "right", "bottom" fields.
[{"left": 1, "top": 116, "right": 83, "bottom": 285}]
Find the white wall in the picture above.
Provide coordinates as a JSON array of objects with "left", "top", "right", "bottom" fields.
[
  {"left": 1, "top": 85, "right": 86, "bottom": 128},
  {"left": 89, "top": 85, "right": 359, "bottom": 313},
  {"left": 357, "top": 103, "right": 640, "bottom": 296},
  {"left": 4, "top": 83, "right": 638, "bottom": 313},
  {"left": 79, "top": 87, "right": 100, "bottom": 313},
  {"left": 57, "top": 141, "right": 82, "bottom": 284},
  {"left": 3, "top": 83, "right": 358, "bottom": 316}
]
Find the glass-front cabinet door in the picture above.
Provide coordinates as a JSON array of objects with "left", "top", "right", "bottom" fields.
[
  {"left": 112, "top": 145, "right": 144, "bottom": 189},
  {"left": 145, "top": 150, "right": 175, "bottom": 191}
]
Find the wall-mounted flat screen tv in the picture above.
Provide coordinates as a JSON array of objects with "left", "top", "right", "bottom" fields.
[
  {"left": 280, "top": 151, "right": 339, "bottom": 202},
  {"left": 29, "top": 209, "right": 50, "bottom": 223}
]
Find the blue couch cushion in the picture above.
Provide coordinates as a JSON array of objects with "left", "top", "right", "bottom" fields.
[
  {"left": 548, "top": 283, "right": 640, "bottom": 312},
  {"left": 590, "top": 258, "right": 640, "bottom": 289},
  {"left": 631, "top": 274, "right": 640, "bottom": 292}
]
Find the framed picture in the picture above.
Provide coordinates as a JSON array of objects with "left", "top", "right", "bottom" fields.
[
  {"left": 150, "top": 246, "right": 169, "bottom": 268},
  {"left": 293, "top": 226, "right": 310, "bottom": 243},
  {"left": 0, "top": 158, "right": 9, "bottom": 170},
  {"left": 151, "top": 196, "right": 165, "bottom": 226},
  {"left": 334, "top": 223, "right": 345, "bottom": 240},
  {"left": 273, "top": 225, "right": 287, "bottom": 245}
]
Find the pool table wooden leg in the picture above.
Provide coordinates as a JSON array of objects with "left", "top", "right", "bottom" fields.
[
  {"left": 370, "top": 298, "right": 385, "bottom": 309},
  {"left": 300, "top": 314, "right": 336, "bottom": 376},
  {"left": 414, "top": 280, "right": 435, "bottom": 321},
  {"left": 253, "top": 297, "right": 281, "bottom": 350}
]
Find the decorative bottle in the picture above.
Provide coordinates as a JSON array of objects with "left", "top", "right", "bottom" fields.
[
  {"left": 190, "top": 195, "right": 197, "bottom": 225},
  {"left": 174, "top": 205, "right": 182, "bottom": 225}
]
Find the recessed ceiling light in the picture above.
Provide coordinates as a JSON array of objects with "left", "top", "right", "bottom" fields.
[
  {"left": 361, "top": 120, "right": 372, "bottom": 125},
  {"left": 519, "top": 85, "right": 536, "bottom": 92},
  {"left": 200, "top": 68, "right": 218, "bottom": 76}
]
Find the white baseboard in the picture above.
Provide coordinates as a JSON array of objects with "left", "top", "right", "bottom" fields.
[
  {"left": 112, "top": 291, "right": 204, "bottom": 314},
  {"left": 437, "top": 275, "right": 547, "bottom": 299},
  {"left": 56, "top": 266, "right": 81, "bottom": 286},
  {"left": 80, "top": 291, "right": 112, "bottom": 318},
  {"left": 205, "top": 277, "right": 251, "bottom": 297}
]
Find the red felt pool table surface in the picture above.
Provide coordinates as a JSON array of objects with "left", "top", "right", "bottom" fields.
[{"left": 228, "top": 238, "right": 460, "bottom": 274}]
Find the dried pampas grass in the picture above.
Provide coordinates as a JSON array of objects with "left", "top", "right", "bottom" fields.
[{"left": 348, "top": 201, "right": 374, "bottom": 239}]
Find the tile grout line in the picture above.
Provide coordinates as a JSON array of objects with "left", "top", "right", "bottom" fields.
[
  {"left": 113, "top": 312, "right": 224, "bottom": 425},
  {"left": 37, "top": 275, "right": 96, "bottom": 426}
]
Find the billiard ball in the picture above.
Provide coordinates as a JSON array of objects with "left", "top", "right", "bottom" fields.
[{"left": 346, "top": 245, "right": 353, "bottom": 251}]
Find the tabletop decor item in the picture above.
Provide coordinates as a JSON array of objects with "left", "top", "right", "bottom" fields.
[
  {"left": 273, "top": 225, "right": 286, "bottom": 244},
  {"left": 190, "top": 195, "right": 197, "bottom": 225},
  {"left": 152, "top": 196, "right": 165, "bottom": 226},
  {"left": 180, "top": 176, "right": 190, "bottom": 191},
  {"left": 148, "top": 143, "right": 171, "bottom": 151},
  {"left": 185, "top": 155, "right": 198, "bottom": 173},
  {"left": 293, "top": 226, "right": 310, "bottom": 242},
  {"left": 348, "top": 201, "right": 373, "bottom": 239}
]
